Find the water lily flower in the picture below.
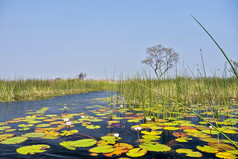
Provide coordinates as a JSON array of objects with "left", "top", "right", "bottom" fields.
[
  {"left": 209, "top": 125, "right": 213, "bottom": 130},
  {"left": 81, "top": 115, "right": 85, "bottom": 119},
  {"left": 133, "top": 127, "right": 142, "bottom": 144},
  {"left": 114, "top": 133, "right": 119, "bottom": 138},
  {"left": 134, "top": 127, "right": 142, "bottom": 131},
  {"left": 65, "top": 121, "right": 72, "bottom": 130},
  {"left": 63, "top": 118, "right": 69, "bottom": 122},
  {"left": 120, "top": 104, "right": 123, "bottom": 108},
  {"left": 66, "top": 121, "right": 72, "bottom": 126},
  {"left": 146, "top": 117, "right": 151, "bottom": 121}
]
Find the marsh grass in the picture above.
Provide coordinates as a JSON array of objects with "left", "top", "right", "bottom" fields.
[{"left": 0, "top": 79, "right": 113, "bottom": 102}]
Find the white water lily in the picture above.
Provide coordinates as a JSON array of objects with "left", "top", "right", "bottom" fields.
[
  {"left": 66, "top": 121, "right": 72, "bottom": 126},
  {"left": 209, "top": 125, "right": 214, "bottom": 130},
  {"left": 120, "top": 104, "right": 123, "bottom": 108},
  {"left": 63, "top": 118, "right": 69, "bottom": 122},
  {"left": 81, "top": 115, "right": 85, "bottom": 118},
  {"left": 134, "top": 127, "right": 142, "bottom": 131},
  {"left": 114, "top": 133, "right": 119, "bottom": 138},
  {"left": 146, "top": 117, "right": 151, "bottom": 121}
]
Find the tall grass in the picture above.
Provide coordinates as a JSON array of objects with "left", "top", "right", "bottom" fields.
[{"left": 0, "top": 79, "right": 113, "bottom": 102}]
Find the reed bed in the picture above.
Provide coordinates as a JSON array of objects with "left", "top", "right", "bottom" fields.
[
  {"left": 0, "top": 79, "right": 113, "bottom": 102},
  {"left": 117, "top": 76, "right": 237, "bottom": 107}
]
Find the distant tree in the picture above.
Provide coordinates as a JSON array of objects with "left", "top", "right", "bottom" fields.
[
  {"left": 77, "top": 72, "right": 87, "bottom": 80},
  {"left": 141, "top": 44, "right": 179, "bottom": 78}
]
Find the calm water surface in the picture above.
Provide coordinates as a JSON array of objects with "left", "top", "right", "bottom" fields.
[{"left": 0, "top": 91, "right": 236, "bottom": 159}]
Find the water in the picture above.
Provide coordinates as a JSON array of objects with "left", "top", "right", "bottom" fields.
[{"left": 0, "top": 91, "right": 237, "bottom": 158}]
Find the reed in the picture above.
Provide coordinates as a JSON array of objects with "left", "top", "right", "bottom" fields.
[{"left": 0, "top": 78, "right": 113, "bottom": 102}]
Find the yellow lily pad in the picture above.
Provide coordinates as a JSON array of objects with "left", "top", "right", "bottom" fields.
[
  {"left": 89, "top": 145, "right": 116, "bottom": 153},
  {"left": 16, "top": 144, "right": 50, "bottom": 155},
  {"left": 141, "top": 131, "right": 162, "bottom": 135},
  {"left": 22, "top": 132, "right": 46, "bottom": 138},
  {"left": 126, "top": 148, "right": 147, "bottom": 157},
  {"left": 139, "top": 143, "right": 171, "bottom": 152},
  {"left": 0, "top": 136, "right": 28, "bottom": 144},
  {"left": 164, "top": 127, "right": 179, "bottom": 131},
  {"left": 196, "top": 145, "right": 219, "bottom": 153},
  {"left": 60, "top": 130, "right": 78, "bottom": 136},
  {"left": 215, "top": 152, "right": 237, "bottom": 159},
  {"left": 0, "top": 134, "right": 15, "bottom": 142},
  {"left": 176, "top": 148, "right": 203, "bottom": 158}
]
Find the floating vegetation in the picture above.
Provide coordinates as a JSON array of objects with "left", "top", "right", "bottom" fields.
[
  {"left": 16, "top": 144, "right": 50, "bottom": 155},
  {"left": 0, "top": 89, "right": 238, "bottom": 158}
]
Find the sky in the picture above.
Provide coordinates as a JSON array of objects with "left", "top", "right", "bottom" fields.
[{"left": 0, "top": 0, "right": 237, "bottom": 80}]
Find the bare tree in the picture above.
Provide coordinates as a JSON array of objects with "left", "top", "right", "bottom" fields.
[
  {"left": 77, "top": 72, "right": 87, "bottom": 80},
  {"left": 141, "top": 44, "right": 179, "bottom": 78}
]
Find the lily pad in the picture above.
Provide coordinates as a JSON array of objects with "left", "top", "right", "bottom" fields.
[
  {"left": 101, "top": 136, "right": 121, "bottom": 141},
  {"left": 196, "top": 145, "right": 219, "bottom": 153},
  {"left": 86, "top": 125, "right": 101, "bottom": 129},
  {"left": 16, "top": 144, "right": 50, "bottom": 155},
  {"left": 22, "top": 132, "right": 46, "bottom": 138},
  {"left": 35, "top": 124, "right": 51, "bottom": 128},
  {"left": 176, "top": 148, "right": 203, "bottom": 158},
  {"left": 70, "top": 139, "right": 97, "bottom": 147},
  {"left": 126, "top": 148, "right": 147, "bottom": 157},
  {"left": 164, "top": 127, "right": 179, "bottom": 131},
  {"left": 142, "top": 135, "right": 161, "bottom": 140},
  {"left": 139, "top": 143, "right": 171, "bottom": 152},
  {"left": 215, "top": 152, "right": 237, "bottom": 159},
  {"left": 0, "top": 134, "right": 15, "bottom": 142},
  {"left": 60, "top": 130, "right": 78, "bottom": 136},
  {"left": 141, "top": 131, "right": 162, "bottom": 135},
  {"left": 89, "top": 145, "right": 116, "bottom": 153},
  {"left": 175, "top": 137, "right": 192, "bottom": 142},
  {"left": 104, "top": 143, "right": 133, "bottom": 157},
  {"left": 0, "top": 136, "right": 28, "bottom": 144}
]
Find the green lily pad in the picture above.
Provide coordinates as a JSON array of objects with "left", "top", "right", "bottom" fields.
[
  {"left": 142, "top": 135, "right": 161, "bottom": 140},
  {"left": 215, "top": 152, "right": 237, "bottom": 159},
  {"left": 126, "top": 148, "right": 147, "bottom": 157},
  {"left": 5, "top": 129, "right": 16, "bottom": 132},
  {"left": 0, "top": 126, "right": 11, "bottom": 131},
  {"left": 41, "top": 135, "right": 59, "bottom": 139},
  {"left": 18, "top": 124, "right": 34, "bottom": 128},
  {"left": 70, "top": 139, "right": 97, "bottom": 147},
  {"left": 35, "top": 124, "right": 51, "bottom": 128},
  {"left": 139, "top": 143, "right": 171, "bottom": 152},
  {"left": 196, "top": 145, "right": 219, "bottom": 153},
  {"left": 0, "top": 136, "right": 28, "bottom": 144},
  {"left": 176, "top": 148, "right": 203, "bottom": 158},
  {"left": 86, "top": 125, "right": 101, "bottom": 129},
  {"left": 227, "top": 150, "right": 238, "bottom": 155},
  {"left": 89, "top": 145, "right": 116, "bottom": 153},
  {"left": 60, "top": 130, "right": 78, "bottom": 136},
  {"left": 23, "top": 132, "right": 46, "bottom": 138},
  {"left": 16, "top": 144, "right": 50, "bottom": 155},
  {"left": 19, "top": 127, "right": 30, "bottom": 131},
  {"left": 127, "top": 119, "right": 141, "bottom": 123},
  {"left": 201, "top": 130, "right": 219, "bottom": 135},
  {"left": 141, "top": 131, "right": 162, "bottom": 135},
  {"left": 0, "top": 134, "right": 15, "bottom": 142},
  {"left": 101, "top": 136, "right": 121, "bottom": 141},
  {"left": 164, "top": 127, "right": 179, "bottom": 131},
  {"left": 60, "top": 141, "right": 75, "bottom": 150},
  {"left": 175, "top": 137, "right": 192, "bottom": 142}
]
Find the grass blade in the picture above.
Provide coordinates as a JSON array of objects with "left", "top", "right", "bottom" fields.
[{"left": 192, "top": 15, "right": 238, "bottom": 79}]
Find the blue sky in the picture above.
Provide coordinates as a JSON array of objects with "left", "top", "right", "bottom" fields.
[{"left": 0, "top": 0, "right": 237, "bottom": 79}]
